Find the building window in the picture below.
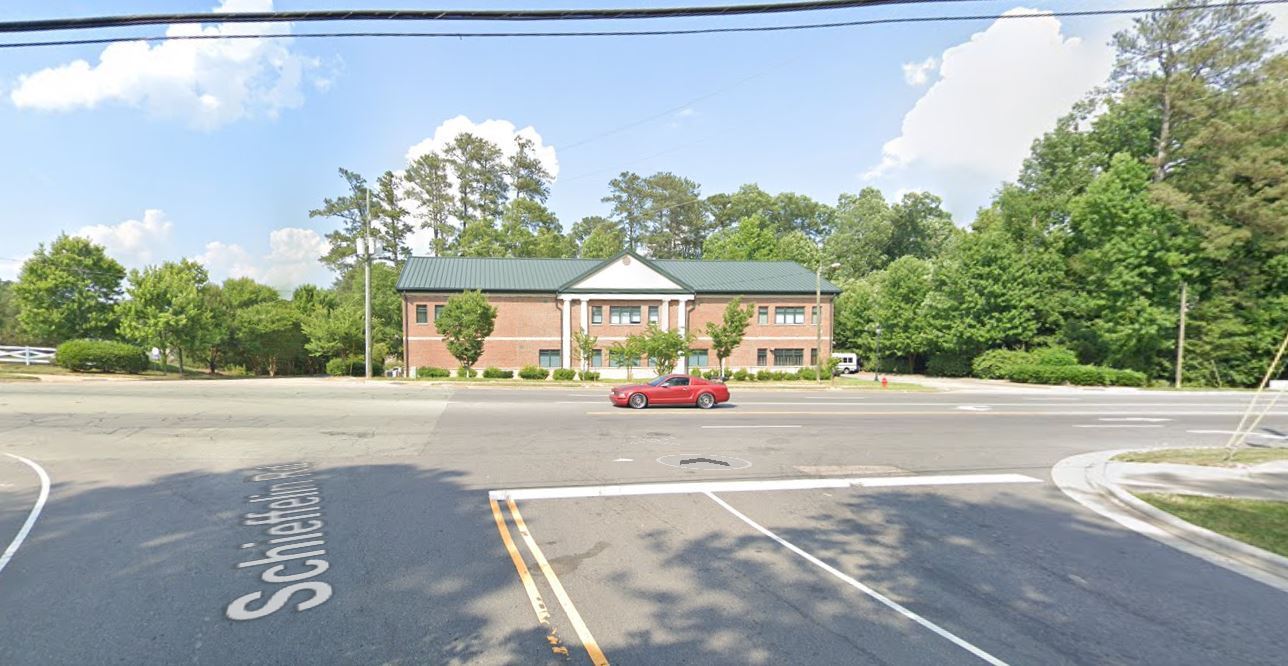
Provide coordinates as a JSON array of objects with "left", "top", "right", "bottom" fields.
[
  {"left": 415, "top": 304, "right": 428, "bottom": 324},
  {"left": 610, "top": 305, "right": 641, "bottom": 325},
  {"left": 811, "top": 348, "right": 818, "bottom": 365},
  {"left": 591, "top": 306, "right": 602, "bottom": 324},
  {"left": 756, "top": 348, "right": 767, "bottom": 366},
  {"left": 434, "top": 304, "right": 445, "bottom": 321},
  {"left": 773, "top": 348, "right": 805, "bottom": 366},
  {"left": 538, "top": 349, "right": 561, "bottom": 368},
  {"left": 688, "top": 349, "right": 709, "bottom": 367},
  {"left": 648, "top": 305, "right": 659, "bottom": 324},
  {"left": 758, "top": 306, "right": 768, "bottom": 325},
  {"left": 590, "top": 349, "right": 602, "bottom": 367},
  {"left": 812, "top": 305, "right": 819, "bottom": 324},
  {"left": 775, "top": 307, "right": 806, "bottom": 325}
]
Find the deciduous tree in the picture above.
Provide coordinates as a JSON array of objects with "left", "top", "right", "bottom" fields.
[
  {"left": 436, "top": 290, "right": 496, "bottom": 370},
  {"left": 14, "top": 235, "right": 124, "bottom": 344}
]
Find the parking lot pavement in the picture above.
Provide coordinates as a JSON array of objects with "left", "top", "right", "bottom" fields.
[{"left": 1, "top": 380, "right": 1286, "bottom": 664}]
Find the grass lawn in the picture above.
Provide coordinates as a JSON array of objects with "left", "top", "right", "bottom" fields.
[
  {"left": 1114, "top": 447, "right": 1288, "bottom": 467},
  {"left": 1135, "top": 492, "right": 1288, "bottom": 558}
]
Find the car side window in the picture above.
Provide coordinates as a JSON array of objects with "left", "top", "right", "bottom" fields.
[{"left": 668, "top": 377, "right": 689, "bottom": 387}]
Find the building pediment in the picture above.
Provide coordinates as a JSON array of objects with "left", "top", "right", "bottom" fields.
[{"left": 560, "top": 251, "right": 691, "bottom": 293}]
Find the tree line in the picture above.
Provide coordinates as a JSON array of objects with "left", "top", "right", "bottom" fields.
[{"left": 1, "top": 1, "right": 1282, "bottom": 385}]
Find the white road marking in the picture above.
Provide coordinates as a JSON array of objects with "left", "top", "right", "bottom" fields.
[
  {"left": 556, "top": 401, "right": 607, "bottom": 404},
  {"left": 700, "top": 425, "right": 803, "bottom": 429},
  {"left": 1073, "top": 425, "right": 1164, "bottom": 429},
  {"left": 705, "top": 491, "right": 1009, "bottom": 666},
  {"left": 613, "top": 458, "right": 634, "bottom": 462},
  {"left": 490, "top": 472, "right": 1041, "bottom": 501},
  {"left": 1099, "top": 417, "right": 1172, "bottom": 422},
  {"left": 957, "top": 405, "right": 992, "bottom": 412},
  {"left": 1187, "top": 430, "right": 1288, "bottom": 440},
  {"left": 571, "top": 394, "right": 604, "bottom": 397},
  {"left": 0, "top": 454, "right": 51, "bottom": 577}
]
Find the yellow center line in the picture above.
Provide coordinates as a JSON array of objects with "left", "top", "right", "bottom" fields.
[
  {"left": 507, "top": 498, "right": 611, "bottom": 666},
  {"left": 488, "top": 498, "right": 569, "bottom": 658}
]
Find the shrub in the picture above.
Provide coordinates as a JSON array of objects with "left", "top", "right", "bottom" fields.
[
  {"left": 926, "top": 353, "right": 973, "bottom": 377},
  {"left": 781, "top": 371, "right": 800, "bottom": 381},
  {"left": 797, "top": 367, "right": 818, "bottom": 380},
  {"left": 971, "top": 349, "right": 1033, "bottom": 379},
  {"left": 1031, "top": 346, "right": 1078, "bottom": 367},
  {"left": 756, "top": 370, "right": 773, "bottom": 381},
  {"left": 417, "top": 366, "right": 450, "bottom": 378},
  {"left": 457, "top": 367, "right": 477, "bottom": 378},
  {"left": 579, "top": 370, "right": 600, "bottom": 381},
  {"left": 733, "top": 368, "right": 749, "bottom": 381},
  {"left": 55, "top": 339, "right": 148, "bottom": 374},
  {"left": 690, "top": 367, "right": 703, "bottom": 376},
  {"left": 326, "top": 356, "right": 384, "bottom": 377},
  {"left": 552, "top": 368, "right": 577, "bottom": 380},
  {"left": 482, "top": 367, "right": 513, "bottom": 379},
  {"left": 223, "top": 365, "right": 251, "bottom": 377},
  {"left": 703, "top": 369, "right": 720, "bottom": 380},
  {"left": 519, "top": 365, "right": 548, "bottom": 380},
  {"left": 1004, "top": 364, "right": 1148, "bottom": 387}
]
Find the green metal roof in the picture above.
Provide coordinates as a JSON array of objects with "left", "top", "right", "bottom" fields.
[{"left": 396, "top": 255, "right": 841, "bottom": 295}]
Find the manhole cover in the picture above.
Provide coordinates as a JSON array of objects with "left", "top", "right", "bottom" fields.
[{"left": 657, "top": 454, "right": 751, "bottom": 471}]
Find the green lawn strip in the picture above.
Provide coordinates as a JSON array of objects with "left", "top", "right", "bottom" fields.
[
  {"left": 1134, "top": 492, "right": 1288, "bottom": 558},
  {"left": 1114, "top": 448, "right": 1288, "bottom": 467}
]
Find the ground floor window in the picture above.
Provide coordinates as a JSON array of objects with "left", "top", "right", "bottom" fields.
[
  {"left": 773, "top": 348, "right": 804, "bottom": 366},
  {"left": 590, "top": 349, "right": 602, "bottom": 367},
  {"left": 538, "top": 349, "right": 561, "bottom": 368},
  {"left": 756, "top": 348, "right": 767, "bottom": 366},
  {"left": 608, "top": 351, "right": 641, "bottom": 367},
  {"left": 810, "top": 348, "right": 818, "bottom": 365},
  {"left": 688, "top": 349, "right": 709, "bottom": 367}
]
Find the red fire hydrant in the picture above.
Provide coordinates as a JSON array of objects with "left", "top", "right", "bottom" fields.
[{"left": 881, "top": 376, "right": 888, "bottom": 389}]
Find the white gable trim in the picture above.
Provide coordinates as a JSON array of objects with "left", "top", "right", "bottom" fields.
[{"left": 566, "top": 254, "right": 684, "bottom": 292}]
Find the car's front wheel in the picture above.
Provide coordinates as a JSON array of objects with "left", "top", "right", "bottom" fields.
[
  {"left": 696, "top": 393, "right": 715, "bottom": 409},
  {"left": 628, "top": 393, "right": 648, "bottom": 409}
]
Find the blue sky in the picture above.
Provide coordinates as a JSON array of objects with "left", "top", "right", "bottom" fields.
[{"left": 2, "top": 1, "right": 1285, "bottom": 289}]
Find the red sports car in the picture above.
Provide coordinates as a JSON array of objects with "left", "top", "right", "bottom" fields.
[{"left": 609, "top": 374, "right": 731, "bottom": 409}]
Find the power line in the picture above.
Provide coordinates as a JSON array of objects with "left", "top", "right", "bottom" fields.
[
  {"left": 0, "top": 2, "right": 982, "bottom": 34},
  {"left": 3, "top": 2, "right": 1284, "bottom": 49}
]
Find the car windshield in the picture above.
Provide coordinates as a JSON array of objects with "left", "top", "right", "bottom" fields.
[{"left": 647, "top": 376, "right": 671, "bottom": 387}]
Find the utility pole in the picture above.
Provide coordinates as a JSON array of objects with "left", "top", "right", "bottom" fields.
[
  {"left": 364, "top": 188, "right": 373, "bottom": 380},
  {"left": 1175, "top": 281, "right": 1187, "bottom": 388},
  {"left": 873, "top": 324, "right": 882, "bottom": 382},
  {"left": 814, "top": 259, "right": 840, "bottom": 384}
]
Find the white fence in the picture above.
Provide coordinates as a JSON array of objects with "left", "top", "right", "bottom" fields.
[{"left": 0, "top": 345, "right": 56, "bottom": 365}]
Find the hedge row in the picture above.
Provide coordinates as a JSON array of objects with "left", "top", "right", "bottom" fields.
[
  {"left": 482, "top": 367, "right": 513, "bottom": 379},
  {"left": 1005, "top": 364, "right": 1148, "bottom": 387},
  {"left": 326, "top": 356, "right": 385, "bottom": 377},
  {"left": 417, "top": 366, "right": 450, "bottom": 378},
  {"left": 972, "top": 346, "right": 1078, "bottom": 379},
  {"left": 55, "top": 339, "right": 148, "bottom": 373}
]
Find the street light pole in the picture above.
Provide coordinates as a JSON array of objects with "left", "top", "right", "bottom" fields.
[
  {"left": 364, "top": 188, "right": 372, "bottom": 380},
  {"left": 873, "top": 324, "right": 882, "bottom": 381}
]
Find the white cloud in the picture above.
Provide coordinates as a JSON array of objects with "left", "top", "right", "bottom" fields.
[
  {"left": 1270, "top": 6, "right": 1288, "bottom": 40},
  {"left": 74, "top": 209, "right": 175, "bottom": 266},
  {"left": 864, "top": 7, "right": 1113, "bottom": 220},
  {"left": 196, "top": 227, "right": 331, "bottom": 291},
  {"left": 901, "top": 57, "right": 939, "bottom": 86},
  {"left": 9, "top": 0, "right": 326, "bottom": 130},
  {"left": 405, "top": 115, "right": 559, "bottom": 179},
  {"left": 0, "top": 255, "right": 28, "bottom": 281}
]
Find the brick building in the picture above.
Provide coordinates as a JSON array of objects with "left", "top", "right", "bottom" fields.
[{"left": 396, "top": 251, "right": 841, "bottom": 378}]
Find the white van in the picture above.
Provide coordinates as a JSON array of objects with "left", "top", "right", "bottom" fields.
[{"left": 831, "top": 352, "right": 860, "bottom": 375}]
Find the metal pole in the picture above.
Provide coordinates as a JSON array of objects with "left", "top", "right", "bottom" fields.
[
  {"left": 364, "top": 188, "right": 372, "bottom": 380},
  {"left": 873, "top": 326, "right": 881, "bottom": 381},
  {"left": 1175, "top": 281, "right": 1187, "bottom": 388},
  {"left": 815, "top": 263, "right": 823, "bottom": 384}
]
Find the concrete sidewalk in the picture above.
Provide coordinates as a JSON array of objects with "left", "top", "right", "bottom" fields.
[{"left": 1112, "top": 460, "right": 1288, "bottom": 502}]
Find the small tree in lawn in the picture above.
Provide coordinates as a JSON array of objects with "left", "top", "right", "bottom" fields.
[
  {"left": 571, "top": 329, "right": 598, "bottom": 372},
  {"left": 436, "top": 290, "right": 496, "bottom": 372},
  {"left": 704, "top": 297, "right": 755, "bottom": 377},
  {"left": 642, "top": 323, "right": 694, "bottom": 376},
  {"left": 608, "top": 333, "right": 646, "bottom": 381}
]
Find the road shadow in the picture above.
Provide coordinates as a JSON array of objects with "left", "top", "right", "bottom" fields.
[{"left": 0, "top": 462, "right": 561, "bottom": 665}]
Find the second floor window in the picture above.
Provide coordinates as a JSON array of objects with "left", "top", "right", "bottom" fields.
[
  {"left": 648, "top": 305, "right": 659, "bottom": 324},
  {"left": 775, "top": 307, "right": 806, "bottom": 325},
  {"left": 758, "top": 306, "right": 768, "bottom": 325},
  {"left": 415, "top": 304, "right": 428, "bottom": 324},
  {"left": 591, "top": 306, "right": 603, "bottom": 324},
  {"left": 610, "top": 306, "right": 641, "bottom": 325}
]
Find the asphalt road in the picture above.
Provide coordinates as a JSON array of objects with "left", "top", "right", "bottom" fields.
[{"left": 1, "top": 379, "right": 1286, "bottom": 665}]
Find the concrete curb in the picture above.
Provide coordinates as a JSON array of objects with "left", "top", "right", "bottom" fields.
[{"left": 1052, "top": 449, "right": 1288, "bottom": 594}]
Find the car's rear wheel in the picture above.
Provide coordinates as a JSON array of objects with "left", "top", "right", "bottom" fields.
[
  {"left": 696, "top": 393, "right": 715, "bottom": 409},
  {"left": 628, "top": 393, "right": 648, "bottom": 409}
]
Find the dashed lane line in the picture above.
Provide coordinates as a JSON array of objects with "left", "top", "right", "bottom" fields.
[
  {"left": 1074, "top": 425, "right": 1164, "bottom": 429},
  {"left": 706, "top": 491, "right": 1009, "bottom": 666},
  {"left": 700, "top": 424, "right": 802, "bottom": 429},
  {"left": 0, "top": 453, "right": 51, "bottom": 577}
]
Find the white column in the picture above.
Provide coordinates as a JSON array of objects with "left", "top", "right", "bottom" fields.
[
  {"left": 677, "top": 297, "right": 690, "bottom": 373},
  {"left": 560, "top": 296, "right": 572, "bottom": 369},
  {"left": 660, "top": 298, "right": 670, "bottom": 331},
  {"left": 580, "top": 299, "right": 589, "bottom": 332}
]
